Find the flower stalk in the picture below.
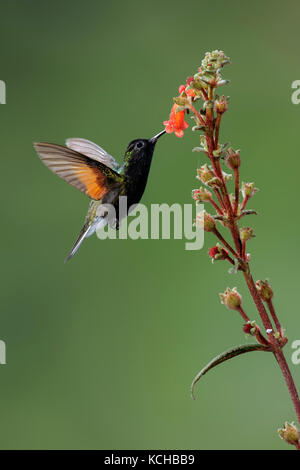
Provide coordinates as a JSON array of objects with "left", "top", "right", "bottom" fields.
[{"left": 164, "top": 50, "right": 300, "bottom": 449}]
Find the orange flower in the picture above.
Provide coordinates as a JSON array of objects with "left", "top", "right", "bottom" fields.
[
  {"left": 179, "top": 83, "right": 196, "bottom": 97},
  {"left": 163, "top": 104, "right": 189, "bottom": 138}
]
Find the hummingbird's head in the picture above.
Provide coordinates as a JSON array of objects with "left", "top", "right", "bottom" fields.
[{"left": 124, "top": 130, "right": 166, "bottom": 167}]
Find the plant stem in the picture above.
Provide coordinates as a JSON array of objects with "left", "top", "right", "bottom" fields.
[
  {"left": 243, "top": 269, "right": 275, "bottom": 341},
  {"left": 237, "top": 306, "right": 250, "bottom": 322},
  {"left": 242, "top": 240, "right": 246, "bottom": 260},
  {"left": 234, "top": 168, "right": 240, "bottom": 215},
  {"left": 209, "top": 197, "right": 223, "bottom": 215},
  {"left": 214, "top": 113, "right": 222, "bottom": 147},
  {"left": 267, "top": 299, "right": 282, "bottom": 334},
  {"left": 241, "top": 194, "right": 249, "bottom": 211},
  {"left": 213, "top": 188, "right": 226, "bottom": 212},
  {"left": 213, "top": 228, "right": 238, "bottom": 258},
  {"left": 274, "top": 349, "right": 300, "bottom": 425}
]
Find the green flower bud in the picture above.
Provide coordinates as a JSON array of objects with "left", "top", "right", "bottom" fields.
[
  {"left": 278, "top": 422, "right": 300, "bottom": 447},
  {"left": 220, "top": 287, "right": 242, "bottom": 311},
  {"left": 195, "top": 210, "right": 216, "bottom": 232},
  {"left": 241, "top": 182, "right": 258, "bottom": 199},
  {"left": 192, "top": 187, "right": 212, "bottom": 203},
  {"left": 240, "top": 227, "right": 255, "bottom": 242},
  {"left": 225, "top": 148, "right": 241, "bottom": 170},
  {"left": 214, "top": 95, "right": 229, "bottom": 114},
  {"left": 256, "top": 280, "right": 273, "bottom": 301}
]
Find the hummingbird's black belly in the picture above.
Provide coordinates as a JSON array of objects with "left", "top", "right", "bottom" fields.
[{"left": 112, "top": 173, "right": 150, "bottom": 229}]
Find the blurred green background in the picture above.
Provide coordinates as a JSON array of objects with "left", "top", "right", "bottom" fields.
[{"left": 0, "top": 0, "right": 300, "bottom": 450}]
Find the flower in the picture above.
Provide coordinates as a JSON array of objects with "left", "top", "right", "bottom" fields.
[
  {"left": 214, "top": 95, "right": 229, "bottom": 114},
  {"left": 192, "top": 187, "right": 212, "bottom": 203},
  {"left": 179, "top": 81, "right": 196, "bottom": 98},
  {"left": 243, "top": 321, "right": 257, "bottom": 335},
  {"left": 240, "top": 227, "right": 255, "bottom": 242},
  {"left": 225, "top": 148, "right": 240, "bottom": 169},
  {"left": 186, "top": 76, "right": 194, "bottom": 86},
  {"left": 208, "top": 244, "right": 229, "bottom": 262},
  {"left": 278, "top": 422, "right": 300, "bottom": 447},
  {"left": 163, "top": 103, "right": 189, "bottom": 138},
  {"left": 256, "top": 280, "right": 273, "bottom": 302},
  {"left": 220, "top": 287, "right": 242, "bottom": 310},
  {"left": 195, "top": 210, "right": 216, "bottom": 232},
  {"left": 241, "top": 182, "right": 258, "bottom": 199}
]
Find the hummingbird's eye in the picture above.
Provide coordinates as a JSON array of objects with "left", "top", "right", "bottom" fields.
[{"left": 135, "top": 141, "right": 144, "bottom": 149}]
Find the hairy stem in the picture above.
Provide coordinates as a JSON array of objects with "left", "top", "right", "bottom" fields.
[
  {"left": 237, "top": 306, "right": 250, "bottom": 322},
  {"left": 267, "top": 299, "right": 282, "bottom": 334},
  {"left": 209, "top": 195, "right": 223, "bottom": 215},
  {"left": 234, "top": 168, "right": 240, "bottom": 215},
  {"left": 213, "top": 228, "right": 238, "bottom": 258},
  {"left": 214, "top": 113, "right": 222, "bottom": 147},
  {"left": 274, "top": 349, "right": 300, "bottom": 425},
  {"left": 243, "top": 269, "right": 275, "bottom": 340}
]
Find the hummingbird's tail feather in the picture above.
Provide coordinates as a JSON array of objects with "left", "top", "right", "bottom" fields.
[
  {"left": 64, "top": 225, "right": 91, "bottom": 262},
  {"left": 64, "top": 216, "right": 107, "bottom": 262}
]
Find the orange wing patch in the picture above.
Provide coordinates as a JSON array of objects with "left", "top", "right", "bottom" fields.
[
  {"left": 75, "top": 164, "right": 110, "bottom": 199},
  {"left": 34, "top": 142, "right": 123, "bottom": 200}
]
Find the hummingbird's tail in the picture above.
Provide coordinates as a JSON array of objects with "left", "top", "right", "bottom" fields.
[
  {"left": 64, "top": 225, "right": 91, "bottom": 262},
  {"left": 64, "top": 217, "right": 107, "bottom": 262}
]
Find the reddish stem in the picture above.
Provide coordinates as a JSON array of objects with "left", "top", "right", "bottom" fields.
[
  {"left": 237, "top": 306, "right": 250, "bottom": 322},
  {"left": 242, "top": 240, "right": 246, "bottom": 260},
  {"left": 267, "top": 299, "right": 282, "bottom": 334},
  {"left": 214, "top": 113, "right": 222, "bottom": 147},
  {"left": 243, "top": 270, "right": 275, "bottom": 342},
  {"left": 229, "top": 224, "right": 242, "bottom": 256},
  {"left": 213, "top": 188, "right": 226, "bottom": 212},
  {"left": 234, "top": 168, "right": 240, "bottom": 215},
  {"left": 225, "top": 254, "right": 235, "bottom": 265},
  {"left": 213, "top": 227, "right": 238, "bottom": 258},
  {"left": 274, "top": 349, "right": 300, "bottom": 425},
  {"left": 209, "top": 197, "right": 223, "bottom": 215},
  {"left": 188, "top": 103, "right": 206, "bottom": 127},
  {"left": 241, "top": 195, "right": 249, "bottom": 211}
]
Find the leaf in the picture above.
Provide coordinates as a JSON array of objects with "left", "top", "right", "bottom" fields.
[
  {"left": 191, "top": 343, "right": 269, "bottom": 400},
  {"left": 239, "top": 209, "right": 258, "bottom": 219}
]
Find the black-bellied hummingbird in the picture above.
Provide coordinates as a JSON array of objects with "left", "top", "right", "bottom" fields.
[{"left": 34, "top": 130, "right": 166, "bottom": 261}]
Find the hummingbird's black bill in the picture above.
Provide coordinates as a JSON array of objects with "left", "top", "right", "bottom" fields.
[{"left": 149, "top": 129, "right": 166, "bottom": 144}]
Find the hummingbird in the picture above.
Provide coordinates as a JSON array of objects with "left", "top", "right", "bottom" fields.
[{"left": 34, "top": 130, "right": 166, "bottom": 261}]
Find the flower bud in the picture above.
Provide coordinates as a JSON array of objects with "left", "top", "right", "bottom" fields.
[
  {"left": 214, "top": 95, "right": 229, "bottom": 114},
  {"left": 196, "top": 164, "right": 215, "bottom": 185},
  {"left": 256, "top": 280, "right": 273, "bottom": 301},
  {"left": 208, "top": 244, "right": 228, "bottom": 262},
  {"left": 225, "top": 148, "right": 241, "bottom": 170},
  {"left": 220, "top": 287, "right": 242, "bottom": 311},
  {"left": 278, "top": 422, "right": 300, "bottom": 447},
  {"left": 186, "top": 76, "right": 194, "bottom": 86},
  {"left": 173, "top": 96, "right": 188, "bottom": 106},
  {"left": 241, "top": 182, "right": 258, "bottom": 199},
  {"left": 201, "top": 50, "right": 230, "bottom": 73},
  {"left": 240, "top": 227, "right": 255, "bottom": 242},
  {"left": 192, "top": 187, "right": 212, "bottom": 203},
  {"left": 195, "top": 210, "right": 216, "bottom": 232},
  {"left": 243, "top": 320, "right": 258, "bottom": 336}
]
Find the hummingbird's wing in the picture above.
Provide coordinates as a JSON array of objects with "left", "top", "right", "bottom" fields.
[
  {"left": 66, "top": 138, "right": 121, "bottom": 172},
  {"left": 34, "top": 142, "right": 124, "bottom": 200}
]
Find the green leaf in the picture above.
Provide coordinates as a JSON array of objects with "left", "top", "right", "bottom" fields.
[{"left": 191, "top": 343, "right": 269, "bottom": 400}]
